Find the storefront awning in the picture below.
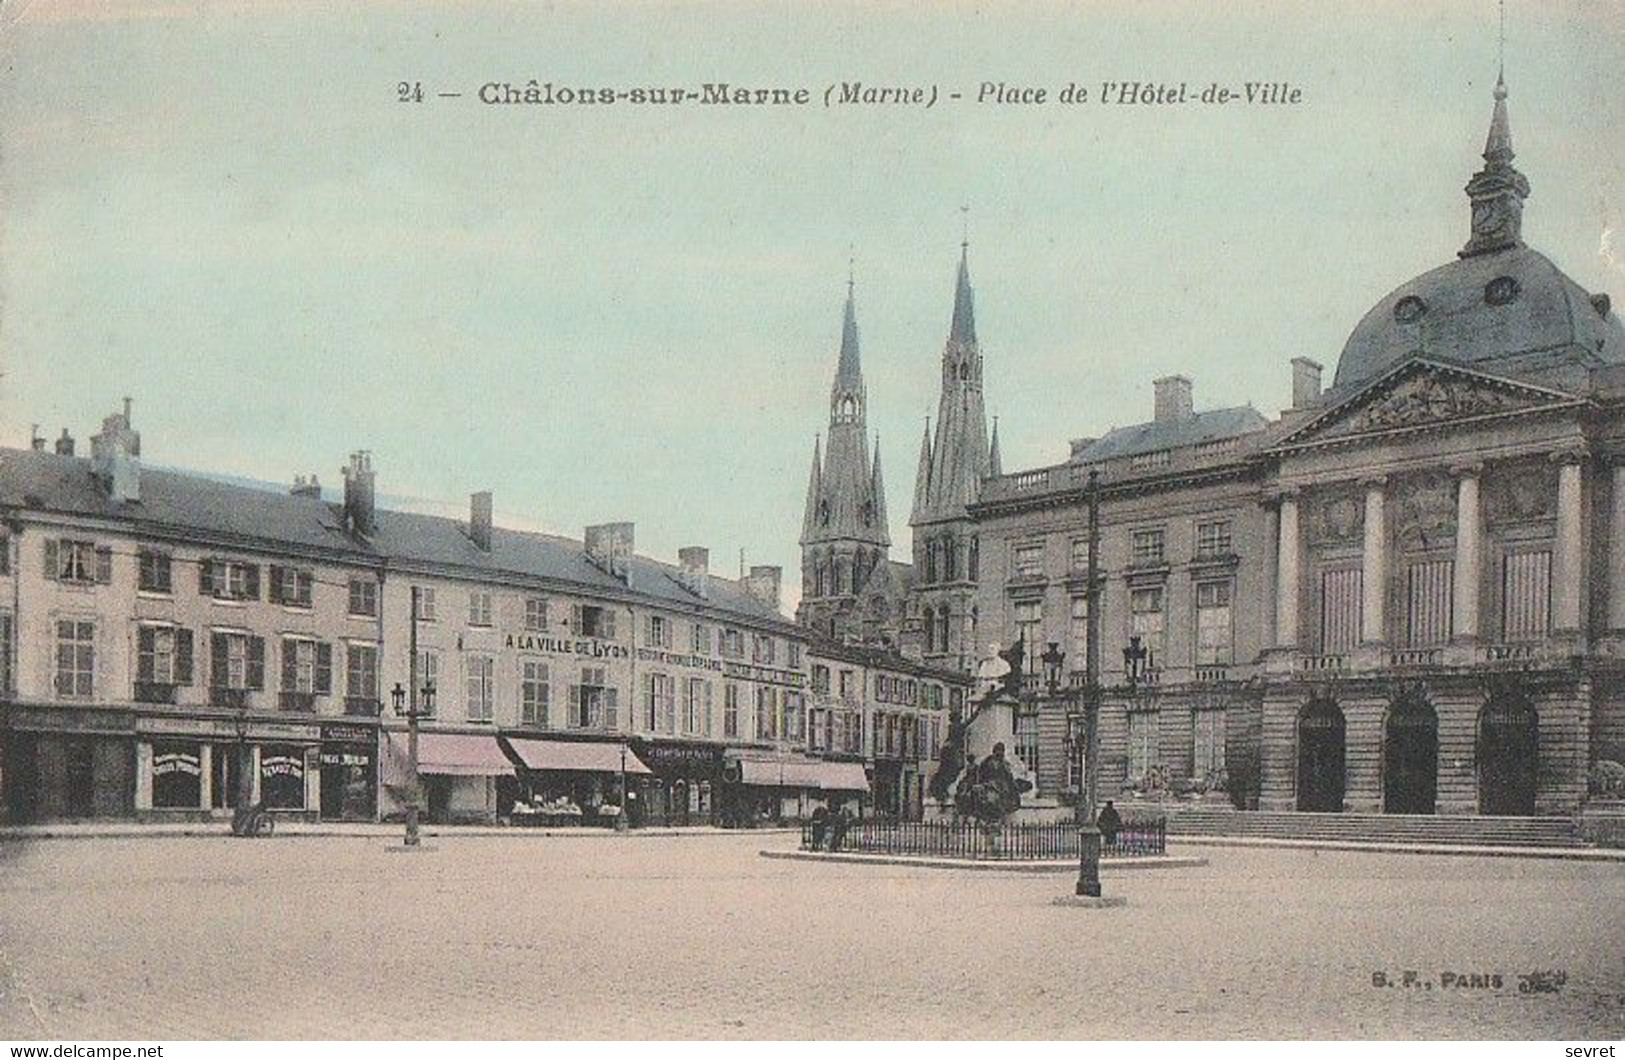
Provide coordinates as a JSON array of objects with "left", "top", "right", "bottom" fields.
[
  {"left": 738, "top": 757, "right": 870, "bottom": 792},
  {"left": 505, "top": 737, "right": 652, "bottom": 776},
  {"left": 385, "top": 732, "right": 514, "bottom": 778}
]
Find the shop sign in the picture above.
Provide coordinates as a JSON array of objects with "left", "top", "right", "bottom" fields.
[
  {"left": 720, "top": 660, "right": 807, "bottom": 689},
  {"left": 634, "top": 741, "right": 722, "bottom": 772},
  {"left": 636, "top": 648, "right": 722, "bottom": 672},
  {"left": 321, "top": 724, "right": 375, "bottom": 743},
  {"left": 320, "top": 751, "right": 371, "bottom": 768},
  {"left": 505, "top": 633, "right": 629, "bottom": 661},
  {"left": 261, "top": 752, "right": 305, "bottom": 779},
  {"left": 6, "top": 706, "right": 135, "bottom": 734},
  {"left": 152, "top": 749, "right": 201, "bottom": 776},
  {"left": 138, "top": 716, "right": 320, "bottom": 741}
]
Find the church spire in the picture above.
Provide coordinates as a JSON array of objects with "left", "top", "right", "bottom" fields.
[
  {"left": 1460, "top": 66, "right": 1529, "bottom": 257},
  {"left": 988, "top": 417, "right": 1003, "bottom": 478},
  {"left": 911, "top": 418, "right": 933, "bottom": 523},
  {"left": 836, "top": 271, "right": 861, "bottom": 389},
  {"left": 799, "top": 435, "right": 823, "bottom": 545},
  {"left": 949, "top": 243, "right": 977, "bottom": 347},
  {"left": 870, "top": 439, "right": 890, "bottom": 547}
]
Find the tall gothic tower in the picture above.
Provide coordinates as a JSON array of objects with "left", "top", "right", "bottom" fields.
[
  {"left": 910, "top": 245, "right": 998, "bottom": 673},
  {"left": 798, "top": 281, "right": 895, "bottom": 642}
]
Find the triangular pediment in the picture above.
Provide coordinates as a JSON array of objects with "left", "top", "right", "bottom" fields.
[{"left": 1272, "top": 358, "right": 1584, "bottom": 451}]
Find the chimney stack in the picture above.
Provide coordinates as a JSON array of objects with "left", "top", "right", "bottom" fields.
[
  {"left": 55, "top": 429, "right": 75, "bottom": 457},
  {"left": 91, "top": 401, "right": 142, "bottom": 504},
  {"left": 470, "top": 491, "right": 493, "bottom": 551},
  {"left": 342, "top": 451, "right": 377, "bottom": 536},
  {"left": 1291, "top": 357, "right": 1324, "bottom": 410},
  {"left": 743, "top": 564, "right": 783, "bottom": 613},
  {"left": 1153, "top": 376, "right": 1194, "bottom": 424},
  {"left": 584, "top": 522, "right": 634, "bottom": 583},
  {"left": 291, "top": 474, "right": 323, "bottom": 499},
  {"left": 678, "top": 546, "right": 711, "bottom": 598}
]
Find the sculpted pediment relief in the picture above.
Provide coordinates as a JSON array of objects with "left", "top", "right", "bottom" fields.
[{"left": 1275, "top": 360, "right": 1579, "bottom": 450}]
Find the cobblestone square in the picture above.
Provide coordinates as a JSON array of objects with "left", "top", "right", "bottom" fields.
[{"left": 0, "top": 833, "right": 1621, "bottom": 1040}]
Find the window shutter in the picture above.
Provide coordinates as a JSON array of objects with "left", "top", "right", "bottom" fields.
[
  {"left": 268, "top": 565, "right": 286, "bottom": 605},
  {"left": 704, "top": 682, "right": 714, "bottom": 736},
  {"left": 246, "top": 636, "right": 266, "bottom": 690},
  {"left": 568, "top": 684, "right": 580, "bottom": 725},
  {"left": 45, "top": 539, "right": 59, "bottom": 580},
  {"left": 570, "top": 604, "right": 581, "bottom": 633},
  {"left": 244, "top": 565, "right": 261, "bottom": 601},
  {"left": 315, "top": 642, "right": 333, "bottom": 694},
  {"left": 210, "top": 632, "right": 229, "bottom": 688},
  {"left": 199, "top": 558, "right": 216, "bottom": 596},
  {"left": 95, "top": 547, "right": 112, "bottom": 584},
  {"left": 175, "top": 628, "right": 195, "bottom": 685},
  {"left": 604, "top": 687, "right": 619, "bottom": 729},
  {"left": 281, "top": 639, "right": 297, "bottom": 692},
  {"left": 603, "top": 611, "right": 617, "bottom": 640},
  {"left": 137, "top": 626, "right": 156, "bottom": 682}
]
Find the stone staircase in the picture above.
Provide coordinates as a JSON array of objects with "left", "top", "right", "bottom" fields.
[{"left": 1157, "top": 807, "right": 1587, "bottom": 848}]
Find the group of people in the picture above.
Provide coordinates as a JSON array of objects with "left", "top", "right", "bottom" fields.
[{"left": 806, "top": 803, "right": 854, "bottom": 851}]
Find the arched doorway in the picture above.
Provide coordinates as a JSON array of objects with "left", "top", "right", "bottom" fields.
[
  {"left": 670, "top": 779, "right": 689, "bottom": 826},
  {"left": 1297, "top": 698, "right": 1345, "bottom": 812},
  {"left": 1384, "top": 690, "right": 1438, "bottom": 814},
  {"left": 1479, "top": 691, "right": 1537, "bottom": 816}
]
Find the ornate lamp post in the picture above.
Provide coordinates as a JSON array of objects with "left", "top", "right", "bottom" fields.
[
  {"left": 392, "top": 678, "right": 434, "bottom": 847},
  {"left": 617, "top": 742, "right": 629, "bottom": 832},
  {"left": 1076, "top": 468, "right": 1105, "bottom": 898}
]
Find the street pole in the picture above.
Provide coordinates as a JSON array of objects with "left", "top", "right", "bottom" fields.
[
  {"left": 617, "top": 742, "right": 629, "bottom": 832},
  {"left": 405, "top": 586, "right": 421, "bottom": 848},
  {"left": 1077, "top": 468, "right": 1104, "bottom": 898}
]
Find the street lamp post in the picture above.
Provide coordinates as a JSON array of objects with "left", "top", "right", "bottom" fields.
[
  {"left": 391, "top": 676, "right": 434, "bottom": 848},
  {"left": 1077, "top": 468, "right": 1105, "bottom": 898},
  {"left": 617, "top": 742, "right": 629, "bottom": 832}
]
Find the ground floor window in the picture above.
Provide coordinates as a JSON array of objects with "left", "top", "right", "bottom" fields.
[
  {"left": 1014, "top": 708, "right": 1039, "bottom": 777},
  {"left": 259, "top": 744, "right": 307, "bottom": 810},
  {"left": 1128, "top": 710, "right": 1159, "bottom": 780},
  {"left": 1193, "top": 709, "right": 1225, "bottom": 779},
  {"left": 152, "top": 741, "right": 203, "bottom": 809}
]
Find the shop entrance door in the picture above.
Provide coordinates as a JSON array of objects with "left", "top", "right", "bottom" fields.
[
  {"left": 1297, "top": 698, "right": 1346, "bottom": 812},
  {"left": 6, "top": 734, "right": 39, "bottom": 823},
  {"left": 670, "top": 779, "right": 689, "bottom": 826},
  {"left": 1384, "top": 695, "right": 1438, "bottom": 814},
  {"left": 1479, "top": 695, "right": 1537, "bottom": 816},
  {"left": 65, "top": 738, "right": 95, "bottom": 818},
  {"left": 424, "top": 776, "right": 452, "bottom": 823}
]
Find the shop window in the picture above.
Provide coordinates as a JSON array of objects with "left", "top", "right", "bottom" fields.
[
  {"left": 524, "top": 597, "right": 548, "bottom": 632},
  {"left": 469, "top": 591, "right": 493, "bottom": 628},
  {"left": 151, "top": 741, "right": 203, "bottom": 809},
  {"left": 259, "top": 744, "right": 307, "bottom": 810},
  {"left": 521, "top": 660, "right": 550, "bottom": 726},
  {"left": 348, "top": 578, "right": 378, "bottom": 617},
  {"left": 269, "top": 565, "right": 314, "bottom": 609},
  {"left": 466, "top": 655, "right": 495, "bottom": 721},
  {"left": 138, "top": 549, "right": 173, "bottom": 594}
]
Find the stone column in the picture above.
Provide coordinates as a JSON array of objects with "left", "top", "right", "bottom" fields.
[
  {"left": 1609, "top": 461, "right": 1625, "bottom": 631},
  {"left": 1553, "top": 452, "right": 1585, "bottom": 633},
  {"left": 1361, "top": 477, "right": 1387, "bottom": 645},
  {"left": 1275, "top": 489, "right": 1301, "bottom": 648},
  {"left": 1452, "top": 463, "right": 1483, "bottom": 641}
]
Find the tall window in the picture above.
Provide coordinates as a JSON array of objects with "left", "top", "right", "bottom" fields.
[
  {"left": 943, "top": 537, "right": 959, "bottom": 581},
  {"left": 1195, "top": 520, "right": 1233, "bottom": 559},
  {"left": 755, "top": 686, "right": 778, "bottom": 741},
  {"left": 521, "top": 660, "right": 550, "bottom": 726},
  {"left": 838, "top": 669, "right": 856, "bottom": 702},
  {"left": 647, "top": 614, "right": 673, "bottom": 649},
  {"left": 49, "top": 539, "right": 104, "bottom": 584},
  {"left": 1405, "top": 559, "right": 1454, "bottom": 647},
  {"left": 787, "top": 641, "right": 802, "bottom": 668},
  {"left": 414, "top": 651, "right": 439, "bottom": 716},
  {"left": 1127, "top": 710, "right": 1159, "bottom": 778},
  {"left": 967, "top": 537, "right": 979, "bottom": 581},
  {"left": 524, "top": 597, "right": 548, "bottom": 632},
  {"left": 644, "top": 672, "right": 675, "bottom": 733},
  {"left": 1069, "top": 597, "right": 1089, "bottom": 668},
  {"left": 270, "top": 565, "right": 314, "bottom": 608},
  {"left": 1012, "top": 544, "right": 1043, "bottom": 578},
  {"left": 346, "top": 643, "right": 379, "bottom": 703},
  {"left": 209, "top": 631, "right": 264, "bottom": 692},
  {"left": 683, "top": 677, "right": 711, "bottom": 735},
  {"left": 723, "top": 682, "right": 741, "bottom": 738},
  {"left": 752, "top": 635, "right": 776, "bottom": 665},
  {"left": 55, "top": 620, "right": 96, "bottom": 698},
  {"left": 1193, "top": 709, "right": 1226, "bottom": 778},
  {"left": 1502, "top": 550, "right": 1552, "bottom": 641},
  {"left": 576, "top": 604, "right": 616, "bottom": 640},
  {"left": 347, "top": 578, "right": 378, "bottom": 617},
  {"left": 692, "top": 623, "right": 711, "bottom": 654},
  {"left": 1319, "top": 568, "right": 1363, "bottom": 654},
  {"left": 1014, "top": 708, "right": 1039, "bottom": 778},
  {"left": 571, "top": 667, "right": 617, "bottom": 728},
  {"left": 923, "top": 607, "right": 937, "bottom": 652},
  {"left": 1013, "top": 601, "right": 1042, "bottom": 674},
  {"left": 811, "top": 664, "right": 830, "bottom": 693},
  {"left": 937, "top": 609, "right": 950, "bottom": 655},
  {"left": 1130, "top": 588, "right": 1164, "bottom": 670},
  {"left": 465, "top": 656, "right": 494, "bottom": 720},
  {"left": 468, "top": 591, "right": 493, "bottom": 628},
  {"left": 280, "top": 638, "right": 332, "bottom": 696},
  {"left": 783, "top": 692, "right": 804, "bottom": 743},
  {"left": 414, "top": 586, "right": 438, "bottom": 622},
  {"left": 137, "top": 625, "right": 183, "bottom": 686},
  {"left": 138, "top": 549, "right": 173, "bottom": 594},
  {"left": 1131, "top": 529, "right": 1166, "bottom": 566},
  {"left": 1194, "top": 581, "right": 1234, "bottom": 665}
]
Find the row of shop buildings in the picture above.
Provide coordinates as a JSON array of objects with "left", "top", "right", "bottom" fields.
[{"left": 0, "top": 411, "right": 967, "bottom": 825}]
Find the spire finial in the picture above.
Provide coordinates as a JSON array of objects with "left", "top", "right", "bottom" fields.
[
  {"left": 1496, "top": 0, "right": 1506, "bottom": 95},
  {"left": 960, "top": 204, "right": 970, "bottom": 252},
  {"left": 847, "top": 244, "right": 855, "bottom": 297}
]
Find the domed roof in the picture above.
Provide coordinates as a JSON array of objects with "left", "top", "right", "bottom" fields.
[
  {"left": 1333, "top": 75, "right": 1625, "bottom": 390},
  {"left": 1333, "top": 243, "right": 1625, "bottom": 389}
]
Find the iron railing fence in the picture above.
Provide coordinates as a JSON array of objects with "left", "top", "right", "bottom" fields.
[{"left": 801, "top": 816, "right": 1166, "bottom": 860}]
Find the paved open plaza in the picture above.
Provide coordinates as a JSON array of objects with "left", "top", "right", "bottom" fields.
[{"left": 0, "top": 832, "right": 1620, "bottom": 1040}]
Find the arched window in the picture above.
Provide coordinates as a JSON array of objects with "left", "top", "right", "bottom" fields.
[
  {"left": 923, "top": 607, "right": 936, "bottom": 652},
  {"left": 968, "top": 537, "right": 979, "bottom": 581},
  {"left": 944, "top": 536, "right": 958, "bottom": 581},
  {"left": 937, "top": 608, "right": 951, "bottom": 655},
  {"left": 924, "top": 541, "right": 938, "bottom": 583}
]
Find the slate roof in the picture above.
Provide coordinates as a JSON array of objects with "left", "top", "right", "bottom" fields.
[
  {"left": 0, "top": 446, "right": 791, "bottom": 629},
  {"left": 803, "top": 632, "right": 968, "bottom": 683},
  {"left": 1070, "top": 405, "right": 1269, "bottom": 464}
]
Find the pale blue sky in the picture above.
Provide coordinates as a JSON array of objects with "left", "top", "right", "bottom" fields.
[{"left": 2, "top": 0, "right": 1622, "bottom": 612}]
